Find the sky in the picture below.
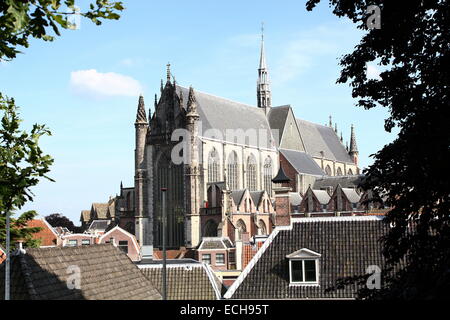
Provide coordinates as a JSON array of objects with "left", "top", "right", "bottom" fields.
[{"left": 0, "top": 0, "right": 397, "bottom": 224}]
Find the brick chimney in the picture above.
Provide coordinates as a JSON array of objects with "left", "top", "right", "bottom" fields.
[{"left": 272, "top": 166, "right": 292, "bottom": 226}]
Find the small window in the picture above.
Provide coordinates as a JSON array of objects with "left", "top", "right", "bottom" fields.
[
  {"left": 216, "top": 253, "right": 225, "bottom": 265},
  {"left": 118, "top": 240, "right": 128, "bottom": 254},
  {"left": 287, "top": 248, "right": 321, "bottom": 285},
  {"left": 228, "top": 251, "right": 236, "bottom": 263},
  {"left": 290, "top": 259, "right": 318, "bottom": 284},
  {"left": 202, "top": 254, "right": 211, "bottom": 265},
  {"left": 81, "top": 239, "right": 90, "bottom": 246},
  {"left": 67, "top": 239, "right": 77, "bottom": 247}
]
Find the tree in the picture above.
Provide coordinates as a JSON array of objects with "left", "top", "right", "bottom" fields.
[
  {"left": 1, "top": 1, "right": 124, "bottom": 248},
  {"left": 306, "top": 0, "right": 450, "bottom": 299},
  {"left": 0, "top": 94, "right": 53, "bottom": 248},
  {"left": 45, "top": 213, "right": 81, "bottom": 233}
]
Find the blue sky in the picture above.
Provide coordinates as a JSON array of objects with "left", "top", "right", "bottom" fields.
[{"left": 0, "top": 0, "right": 397, "bottom": 224}]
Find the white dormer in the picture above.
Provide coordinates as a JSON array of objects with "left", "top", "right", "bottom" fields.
[{"left": 286, "top": 248, "right": 321, "bottom": 286}]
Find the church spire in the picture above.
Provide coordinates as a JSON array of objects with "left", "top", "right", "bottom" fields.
[
  {"left": 135, "top": 94, "right": 147, "bottom": 123},
  {"left": 349, "top": 124, "right": 359, "bottom": 165},
  {"left": 257, "top": 22, "right": 271, "bottom": 113}
]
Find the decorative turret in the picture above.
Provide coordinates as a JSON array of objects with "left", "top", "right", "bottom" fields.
[
  {"left": 349, "top": 124, "right": 359, "bottom": 165},
  {"left": 257, "top": 23, "right": 271, "bottom": 114},
  {"left": 272, "top": 165, "right": 291, "bottom": 226},
  {"left": 187, "top": 86, "right": 199, "bottom": 117},
  {"left": 135, "top": 95, "right": 147, "bottom": 124}
]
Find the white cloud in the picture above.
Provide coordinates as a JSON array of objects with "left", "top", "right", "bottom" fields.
[
  {"left": 366, "top": 64, "right": 382, "bottom": 80},
  {"left": 70, "top": 69, "right": 143, "bottom": 98}
]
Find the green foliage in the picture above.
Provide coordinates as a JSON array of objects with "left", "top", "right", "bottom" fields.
[
  {"left": 0, "top": 94, "right": 53, "bottom": 249},
  {"left": 0, "top": 0, "right": 124, "bottom": 61},
  {"left": 306, "top": 0, "right": 450, "bottom": 299}
]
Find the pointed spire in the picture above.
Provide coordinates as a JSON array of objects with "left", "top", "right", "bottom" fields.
[
  {"left": 187, "top": 86, "right": 198, "bottom": 116},
  {"left": 166, "top": 62, "right": 171, "bottom": 84},
  {"left": 154, "top": 94, "right": 158, "bottom": 108},
  {"left": 160, "top": 79, "right": 163, "bottom": 93},
  {"left": 120, "top": 181, "right": 123, "bottom": 190},
  {"left": 257, "top": 22, "right": 271, "bottom": 111},
  {"left": 329, "top": 115, "right": 333, "bottom": 128},
  {"left": 135, "top": 94, "right": 147, "bottom": 123},
  {"left": 272, "top": 165, "right": 291, "bottom": 184},
  {"left": 340, "top": 131, "right": 343, "bottom": 142},
  {"left": 334, "top": 123, "right": 338, "bottom": 133},
  {"left": 349, "top": 124, "right": 358, "bottom": 153},
  {"left": 346, "top": 141, "right": 349, "bottom": 151}
]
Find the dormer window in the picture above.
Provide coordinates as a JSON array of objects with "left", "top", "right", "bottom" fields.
[{"left": 287, "top": 248, "right": 321, "bottom": 285}]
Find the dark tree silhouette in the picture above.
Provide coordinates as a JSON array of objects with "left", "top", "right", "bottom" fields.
[
  {"left": 306, "top": 0, "right": 450, "bottom": 299},
  {"left": 45, "top": 213, "right": 81, "bottom": 233}
]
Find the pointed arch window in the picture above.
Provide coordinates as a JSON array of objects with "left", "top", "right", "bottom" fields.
[
  {"left": 263, "top": 157, "right": 273, "bottom": 195},
  {"left": 348, "top": 168, "right": 354, "bottom": 175},
  {"left": 236, "top": 219, "right": 247, "bottom": 241},
  {"left": 336, "top": 167, "right": 343, "bottom": 176},
  {"left": 227, "top": 151, "right": 239, "bottom": 190},
  {"left": 258, "top": 220, "right": 267, "bottom": 235},
  {"left": 208, "top": 148, "right": 220, "bottom": 183},
  {"left": 325, "top": 165, "right": 332, "bottom": 176},
  {"left": 246, "top": 154, "right": 257, "bottom": 191}
]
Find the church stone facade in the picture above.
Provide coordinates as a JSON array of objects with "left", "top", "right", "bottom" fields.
[{"left": 129, "top": 34, "right": 359, "bottom": 255}]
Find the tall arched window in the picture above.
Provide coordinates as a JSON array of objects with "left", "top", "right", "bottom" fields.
[
  {"left": 348, "top": 168, "right": 354, "bottom": 175},
  {"left": 336, "top": 167, "right": 343, "bottom": 176},
  {"left": 258, "top": 220, "right": 267, "bottom": 235},
  {"left": 246, "top": 154, "right": 257, "bottom": 191},
  {"left": 204, "top": 219, "right": 218, "bottom": 237},
  {"left": 236, "top": 219, "right": 247, "bottom": 240},
  {"left": 263, "top": 157, "right": 273, "bottom": 195},
  {"left": 325, "top": 165, "right": 332, "bottom": 176},
  {"left": 208, "top": 148, "right": 220, "bottom": 183},
  {"left": 227, "top": 151, "right": 239, "bottom": 190}
]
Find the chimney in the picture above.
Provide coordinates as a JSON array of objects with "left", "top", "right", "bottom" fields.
[{"left": 272, "top": 166, "right": 292, "bottom": 226}]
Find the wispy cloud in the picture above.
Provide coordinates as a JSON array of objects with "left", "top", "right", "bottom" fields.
[{"left": 70, "top": 69, "right": 143, "bottom": 98}]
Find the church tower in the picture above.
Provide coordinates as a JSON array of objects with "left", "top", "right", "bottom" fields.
[
  {"left": 134, "top": 95, "right": 150, "bottom": 255},
  {"left": 257, "top": 23, "right": 271, "bottom": 114},
  {"left": 349, "top": 124, "right": 359, "bottom": 166}
]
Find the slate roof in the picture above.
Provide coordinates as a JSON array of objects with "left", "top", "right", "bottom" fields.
[
  {"left": 250, "top": 191, "right": 265, "bottom": 206},
  {"left": 267, "top": 106, "right": 290, "bottom": 146},
  {"left": 199, "top": 237, "right": 234, "bottom": 250},
  {"left": 289, "top": 192, "right": 303, "bottom": 206},
  {"left": 313, "top": 175, "right": 363, "bottom": 190},
  {"left": 296, "top": 119, "right": 353, "bottom": 163},
  {"left": 280, "top": 148, "right": 325, "bottom": 176},
  {"left": 342, "top": 188, "right": 361, "bottom": 204},
  {"left": 312, "top": 189, "right": 331, "bottom": 204},
  {"left": 176, "top": 86, "right": 277, "bottom": 149},
  {"left": 225, "top": 216, "right": 388, "bottom": 299},
  {"left": 88, "top": 220, "right": 110, "bottom": 231},
  {"left": 0, "top": 244, "right": 161, "bottom": 300},
  {"left": 231, "top": 190, "right": 246, "bottom": 206},
  {"left": 138, "top": 262, "right": 222, "bottom": 300}
]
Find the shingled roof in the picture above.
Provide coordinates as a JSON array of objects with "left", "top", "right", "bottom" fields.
[
  {"left": 176, "top": 85, "right": 277, "bottom": 150},
  {"left": 296, "top": 119, "right": 353, "bottom": 163},
  {"left": 280, "top": 148, "right": 325, "bottom": 176},
  {"left": 313, "top": 175, "right": 363, "bottom": 190},
  {"left": 138, "top": 261, "right": 222, "bottom": 300},
  {"left": 225, "top": 216, "right": 388, "bottom": 299},
  {"left": 0, "top": 244, "right": 161, "bottom": 300}
]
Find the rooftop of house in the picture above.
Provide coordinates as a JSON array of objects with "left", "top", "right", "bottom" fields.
[
  {"left": 137, "top": 260, "right": 223, "bottom": 300},
  {"left": 26, "top": 219, "right": 59, "bottom": 247},
  {"left": 198, "top": 237, "right": 234, "bottom": 250},
  {"left": 225, "top": 216, "right": 389, "bottom": 299},
  {"left": 0, "top": 244, "right": 161, "bottom": 300}
]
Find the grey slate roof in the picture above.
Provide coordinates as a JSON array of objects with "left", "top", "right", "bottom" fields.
[
  {"left": 267, "top": 106, "right": 290, "bottom": 146},
  {"left": 342, "top": 188, "right": 361, "bottom": 204},
  {"left": 313, "top": 175, "right": 363, "bottom": 190},
  {"left": 296, "top": 119, "right": 353, "bottom": 163},
  {"left": 312, "top": 189, "right": 331, "bottom": 204},
  {"left": 92, "top": 203, "right": 109, "bottom": 219},
  {"left": 250, "top": 191, "right": 265, "bottom": 206},
  {"left": 0, "top": 244, "right": 161, "bottom": 300},
  {"left": 289, "top": 192, "right": 303, "bottom": 206},
  {"left": 176, "top": 86, "right": 277, "bottom": 149},
  {"left": 280, "top": 148, "right": 325, "bottom": 176},
  {"left": 88, "top": 219, "right": 110, "bottom": 231},
  {"left": 139, "top": 263, "right": 222, "bottom": 300},
  {"left": 226, "top": 216, "right": 387, "bottom": 299},
  {"left": 199, "top": 237, "right": 234, "bottom": 250},
  {"left": 231, "top": 190, "right": 246, "bottom": 206}
]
